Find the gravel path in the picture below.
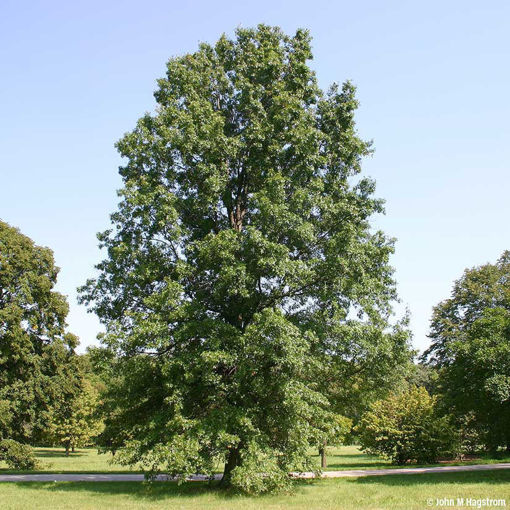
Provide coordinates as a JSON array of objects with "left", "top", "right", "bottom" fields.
[{"left": 1, "top": 463, "right": 509, "bottom": 482}]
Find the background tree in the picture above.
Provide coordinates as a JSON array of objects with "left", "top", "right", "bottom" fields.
[
  {"left": 316, "top": 414, "right": 352, "bottom": 469},
  {"left": 356, "top": 386, "right": 456, "bottom": 464},
  {"left": 86, "top": 345, "right": 129, "bottom": 455},
  {"left": 312, "top": 319, "right": 413, "bottom": 467},
  {"left": 45, "top": 356, "right": 103, "bottom": 455},
  {"left": 0, "top": 220, "right": 79, "bottom": 444},
  {"left": 316, "top": 320, "right": 413, "bottom": 424},
  {"left": 80, "top": 25, "right": 411, "bottom": 492},
  {"left": 423, "top": 253, "right": 510, "bottom": 452}
]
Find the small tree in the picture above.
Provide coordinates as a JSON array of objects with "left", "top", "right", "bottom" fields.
[
  {"left": 317, "top": 414, "right": 352, "bottom": 469},
  {"left": 48, "top": 377, "right": 102, "bottom": 455},
  {"left": 356, "top": 386, "right": 455, "bottom": 464}
]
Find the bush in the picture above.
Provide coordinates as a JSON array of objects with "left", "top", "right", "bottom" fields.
[
  {"left": 0, "top": 439, "right": 38, "bottom": 470},
  {"left": 356, "top": 386, "right": 456, "bottom": 464}
]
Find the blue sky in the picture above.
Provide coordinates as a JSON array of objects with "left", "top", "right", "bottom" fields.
[{"left": 1, "top": 0, "right": 509, "bottom": 353}]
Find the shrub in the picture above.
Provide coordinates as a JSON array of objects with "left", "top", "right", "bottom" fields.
[
  {"left": 0, "top": 439, "right": 38, "bottom": 470},
  {"left": 356, "top": 386, "right": 456, "bottom": 464}
]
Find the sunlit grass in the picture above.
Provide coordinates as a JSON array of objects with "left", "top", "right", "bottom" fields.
[
  {"left": 309, "top": 445, "right": 390, "bottom": 470},
  {"left": 1, "top": 445, "right": 508, "bottom": 474},
  {"left": 0, "top": 447, "right": 138, "bottom": 474},
  {"left": 1, "top": 470, "right": 510, "bottom": 510},
  {"left": 311, "top": 445, "right": 510, "bottom": 471}
]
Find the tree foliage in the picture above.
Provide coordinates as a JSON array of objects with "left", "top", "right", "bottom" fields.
[
  {"left": 0, "top": 439, "right": 38, "bottom": 470},
  {"left": 45, "top": 359, "right": 103, "bottom": 455},
  {"left": 317, "top": 320, "right": 412, "bottom": 423},
  {"left": 424, "top": 252, "right": 510, "bottom": 450},
  {"left": 356, "top": 386, "right": 456, "bottom": 464},
  {"left": 0, "top": 220, "right": 79, "bottom": 443},
  {"left": 80, "top": 25, "right": 411, "bottom": 491}
]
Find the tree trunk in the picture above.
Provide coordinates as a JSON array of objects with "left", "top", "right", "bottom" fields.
[
  {"left": 319, "top": 442, "right": 327, "bottom": 469},
  {"left": 65, "top": 441, "right": 70, "bottom": 457},
  {"left": 220, "top": 447, "right": 241, "bottom": 487},
  {"left": 71, "top": 445, "right": 75, "bottom": 453}
]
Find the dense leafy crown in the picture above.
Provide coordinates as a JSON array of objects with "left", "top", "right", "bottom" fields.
[
  {"left": 81, "top": 25, "right": 407, "bottom": 490},
  {"left": 425, "top": 251, "right": 510, "bottom": 366},
  {"left": 84, "top": 25, "right": 394, "bottom": 330},
  {"left": 0, "top": 220, "right": 77, "bottom": 441},
  {"left": 424, "top": 252, "right": 510, "bottom": 450}
]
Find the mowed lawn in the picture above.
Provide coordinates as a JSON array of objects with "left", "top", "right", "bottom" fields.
[
  {"left": 2, "top": 446, "right": 384, "bottom": 473},
  {"left": 1, "top": 445, "right": 509, "bottom": 474},
  {"left": 1, "top": 471, "right": 509, "bottom": 510},
  {"left": 0, "top": 447, "right": 136, "bottom": 473},
  {"left": 312, "top": 445, "right": 510, "bottom": 471}
]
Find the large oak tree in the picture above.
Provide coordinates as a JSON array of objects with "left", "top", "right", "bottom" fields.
[{"left": 81, "top": 25, "right": 411, "bottom": 491}]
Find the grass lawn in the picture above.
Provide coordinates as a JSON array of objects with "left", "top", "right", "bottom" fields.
[
  {"left": 1, "top": 471, "right": 509, "bottom": 509},
  {"left": 311, "top": 445, "right": 390, "bottom": 470},
  {"left": 310, "top": 445, "right": 510, "bottom": 471},
  {"left": 4, "top": 446, "right": 384, "bottom": 474},
  {"left": 0, "top": 447, "right": 137, "bottom": 474},
  {"left": 1, "top": 445, "right": 509, "bottom": 474}
]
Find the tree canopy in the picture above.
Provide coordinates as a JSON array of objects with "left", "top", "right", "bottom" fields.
[
  {"left": 425, "top": 251, "right": 510, "bottom": 366},
  {"left": 0, "top": 220, "right": 79, "bottom": 443},
  {"left": 80, "top": 25, "right": 411, "bottom": 491},
  {"left": 424, "top": 252, "right": 510, "bottom": 450},
  {"left": 44, "top": 355, "right": 104, "bottom": 455}
]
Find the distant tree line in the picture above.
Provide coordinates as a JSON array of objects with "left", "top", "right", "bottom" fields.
[
  {"left": 356, "top": 252, "right": 510, "bottom": 463},
  {"left": 0, "top": 220, "right": 101, "bottom": 468}
]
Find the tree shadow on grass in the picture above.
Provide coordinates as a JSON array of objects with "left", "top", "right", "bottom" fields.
[
  {"left": 308, "top": 448, "right": 390, "bottom": 470},
  {"left": 322, "top": 451, "right": 510, "bottom": 471},
  {"left": 13, "top": 479, "right": 325, "bottom": 503},
  {"left": 34, "top": 449, "right": 87, "bottom": 458},
  {"left": 13, "top": 471, "right": 510, "bottom": 502},
  {"left": 13, "top": 480, "right": 255, "bottom": 502}
]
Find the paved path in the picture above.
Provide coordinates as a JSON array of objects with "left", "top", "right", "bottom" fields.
[
  {"left": 1, "top": 463, "right": 509, "bottom": 482},
  {"left": 292, "top": 463, "right": 510, "bottom": 479}
]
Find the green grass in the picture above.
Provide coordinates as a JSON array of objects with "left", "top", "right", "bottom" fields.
[
  {"left": 0, "top": 447, "right": 139, "bottom": 474},
  {"left": 310, "top": 445, "right": 390, "bottom": 470},
  {"left": 1, "top": 445, "right": 508, "bottom": 474},
  {"left": 310, "top": 445, "right": 510, "bottom": 471},
  {"left": 1, "top": 471, "right": 509, "bottom": 509}
]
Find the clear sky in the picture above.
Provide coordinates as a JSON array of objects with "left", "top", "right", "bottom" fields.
[{"left": 1, "top": 0, "right": 509, "bottom": 353}]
